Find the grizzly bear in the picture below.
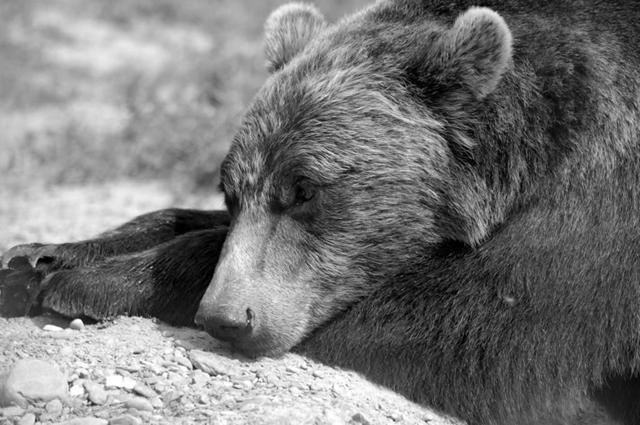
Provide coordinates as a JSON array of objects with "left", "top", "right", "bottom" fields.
[{"left": 3, "top": 0, "right": 640, "bottom": 423}]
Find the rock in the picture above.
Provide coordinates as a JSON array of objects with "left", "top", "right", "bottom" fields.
[
  {"left": 67, "top": 396, "right": 85, "bottom": 409},
  {"left": 117, "top": 365, "right": 141, "bottom": 373},
  {"left": 350, "top": 412, "right": 371, "bottom": 425},
  {"left": 108, "top": 414, "right": 142, "bottom": 425},
  {"left": 43, "top": 324, "right": 63, "bottom": 332},
  {"left": 312, "top": 370, "right": 325, "bottom": 378},
  {"left": 174, "top": 355, "right": 192, "bottom": 370},
  {"left": 104, "top": 375, "right": 124, "bottom": 388},
  {"left": 104, "top": 375, "right": 124, "bottom": 389},
  {"left": 209, "top": 380, "right": 233, "bottom": 395},
  {"left": 17, "top": 412, "right": 36, "bottom": 425},
  {"left": 191, "top": 370, "right": 209, "bottom": 387},
  {"left": 45, "top": 398, "right": 63, "bottom": 414},
  {"left": 84, "top": 381, "right": 108, "bottom": 405},
  {"left": 0, "top": 405, "right": 25, "bottom": 416},
  {"left": 132, "top": 383, "right": 155, "bottom": 399},
  {"left": 76, "top": 369, "right": 90, "bottom": 379},
  {"left": 321, "top": 409, "right": 348, "bottom": 425},
  {"left": 0, "top": 359, "right": 67, "bottom": 407},
  {"left": 162, "top": 390, "right": 181, "bottom": 404},
  {"left": 233, "top": 379, "right": 253, "bottom": 390},
  {"left": 237, "top": 396, "right": 271, "bottom": 412},
  {"left": 121, "top": 376, "right": 137, "bottom": 391},
  {"left": 59, "top": 346, "right": 74, "bottom": 357},
  {"left": 124, "top": 396, "right": 153, "bottom": 411},
  {"left": 60, "top": 417, "right": 109, "bottom": 425},
  {"left": 105, "top": 374, "right": 136, "bottom": 390},
  {"left": 188, "top": 350, "right": 239, "bottom": 377},
  {"left": 69, "top": 318, "right": 85, "bottom": 330},
  {"left": 149, "top": 397, "right": 163, "bottom": 409},
  {"left": 69, "top": 383, "right": 85, "bottom": 397},
  {"left": 285, "top": 366, "right": 300, "bottom": 374}
]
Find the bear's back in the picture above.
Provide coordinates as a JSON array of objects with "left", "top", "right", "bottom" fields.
[{"left": 368, "top": 0, "right": 640, "bottom": 64}]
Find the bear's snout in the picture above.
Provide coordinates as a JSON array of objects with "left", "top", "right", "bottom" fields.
[{"left": 194, "top": 304, "right": 255, "bottom": 343}]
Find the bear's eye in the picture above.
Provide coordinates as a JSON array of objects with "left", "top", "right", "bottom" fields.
[{"left": 293, "top": 180, "right": 315, "bottom": 206}]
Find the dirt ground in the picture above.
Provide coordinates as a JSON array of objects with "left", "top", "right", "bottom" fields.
[{"left": 0, "top": 183, "right": 462, "bottom": 425}]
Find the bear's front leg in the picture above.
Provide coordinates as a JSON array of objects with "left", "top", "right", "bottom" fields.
[
  {"left": 1, "top": 208, "right": 229, "bottom": 271},
  {"left": 1, "top": 227, "right": 228, "bottom": 325}
]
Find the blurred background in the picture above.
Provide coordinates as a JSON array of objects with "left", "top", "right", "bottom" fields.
[{"left": 0, "top": 0, "right": 369, "bottom": 250}]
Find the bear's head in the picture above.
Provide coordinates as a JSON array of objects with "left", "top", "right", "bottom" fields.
[{"left": 195, "top": 1, "right": 513, "bottom": 356}]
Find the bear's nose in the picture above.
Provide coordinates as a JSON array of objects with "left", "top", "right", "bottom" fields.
[{"left": 194, "top": 306, "right": 254, "bottom": 343}]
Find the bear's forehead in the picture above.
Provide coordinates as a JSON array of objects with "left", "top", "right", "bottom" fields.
[{"left": 220, "top": 11, "right": 449, "bottom": 194}]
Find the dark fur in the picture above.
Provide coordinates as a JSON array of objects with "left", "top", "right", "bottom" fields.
[{"left": 3, "top": 1, "right": 640, "bottom": 424}]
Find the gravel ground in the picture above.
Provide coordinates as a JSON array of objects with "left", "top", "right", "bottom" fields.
[
  {"left": 0, "top": 316, "right": 460, "bottom": 425},
  {"left": 0, "top": 183, "right": 461, "bottom": 425}
]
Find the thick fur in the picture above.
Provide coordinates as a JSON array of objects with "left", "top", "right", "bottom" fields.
[{"left": 3, "top": 1, "right": 640, "bottom": 424}]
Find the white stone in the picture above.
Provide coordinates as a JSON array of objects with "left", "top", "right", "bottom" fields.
[
  {"left": 69, "top": 318, "right": 85, "bottom": 330},
  {"left": 43, "top": 324, "right": 63, "bottom": 332}
]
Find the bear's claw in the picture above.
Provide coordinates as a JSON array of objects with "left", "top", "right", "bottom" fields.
[{"left": 1, "top": 243, "right": 59, "bottom": 269}]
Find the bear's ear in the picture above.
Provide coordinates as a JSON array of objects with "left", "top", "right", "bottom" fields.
[
  {"left": 445, "top": 7, "right": 512, "bottom": 99},
  {"left": 412, "top": 7, "right": 512, "bottom": 101},
  {"left": 264, "top": 3, "right": 326, "bottom": 72}
]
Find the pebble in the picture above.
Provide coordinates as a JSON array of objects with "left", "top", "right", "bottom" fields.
[
  {"left": 76, "top": 368, "right": 90, "bottom": 379},
  {"left": 43, "top": 324, "right": 63, "bottom": 332},
  {"left": 105, "top": 375, "right": 124, "bottom": 389},
  {"left": 104, "top": 374, "right": 135, "bottom": 390},
  {"left": 108, "top": 414, "right": 142, "bottom": 425},
  {"left": 117, "top": 365, "right": 141, "bottom": 373},
  {"left": 124, "top": 396, "right": 153, "bottom": 411},
  {"left": 191, "top": 370, "right": 209, "bottom": 387},
  {"left": 16, "top": 413, "right": 36, "bottom": 425},
  {"left": 0, "top": 406, "right": 25, "bottom": 417},
  {"left": 351, "top": 412, "right": 371, "bottom": 425},
  {"left": 60, "top": 417, "right": 109, "bottom": 425},
  {"left": 0, "top": 359, "right": 68, "bottom": 407},
  {"left": 323, "top": 409, "right": 347, "bottom": 425},
  {"left": 285, "top": 366, "right": 300, "bottom": 374},
  {"left": 233, "top": 379, "right": 253, "bottom": 390},
  {"left": 387, "top": 412, "right": 404, "bottom": 422},
  {"left": 122, "top": 376, "right": 137, "bottom": 390},
  {"left": 175, "top": 356, "right": 193, "bottom": 370},
  {"left": 312, "top": 370, "right": 325, "bottom": 378},
  {"left": 188, "top": 350, "right": 239, "bottom": 377},
  {"left": 238, "top": 400, "right": 260, "bottom": 412},
  {"left": 60, "top": 345, "right": 74, "bottom": 357},
  {"left": 69, "top": 318, "right": 85, "bottom": 330},
  {"left": 84, "top": 381, "right": 108, "bottom": 405},
  {"left": 162, "top": 390, "right": 181, "bottom": 404},
  {"left": 67, "top": 397, "right": 85, "bottom": 409},
  {"left": 45, "top": 398, "right": 63, "bottom": 414},
  {"left": 47, "top": 331, "right": 74, "bottom": 339},
  {"left": 69, "top": 383, "right": 85, "bottom": 397},
  {"left": 132, "top": 383, "right": 155, "bottom": 399},
  {"left": 209, "top": 380, "right": 233, "bottom": 394}
]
